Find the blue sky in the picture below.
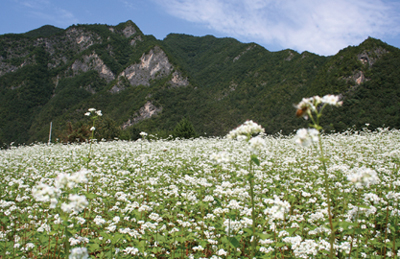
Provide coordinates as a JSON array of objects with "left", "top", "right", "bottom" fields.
[{"left": 1, "top": 0, "right": 400, "bottom": 56}]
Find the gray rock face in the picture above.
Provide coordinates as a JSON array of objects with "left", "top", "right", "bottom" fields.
[
  {"left": 122, "top": 25, "right": 136, "bottom": 38},
  {"left": 122, "top": 101, "right": 162, "bottom": 129},
  {"left": 71, "top": 53, "right": 115, "bottom": 82},
  {"left": 169, "top": 71, "right": 189, "bottom": 88},
  {"left": 118, "top": 46, "right": 172, "bottom": 87},
  {"left": 65, "top": 28, "right": 102, "bottom": 51},
  {"left": 110, "top": 46, "right": 189, "bottom": 92}
]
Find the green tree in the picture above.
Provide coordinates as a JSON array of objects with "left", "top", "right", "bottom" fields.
[
  {"left": 95, "top": 116, "right": 121, "bottom": 140},
  {"left": 173, "top": 118, "right": 198, "bottom": 139}
]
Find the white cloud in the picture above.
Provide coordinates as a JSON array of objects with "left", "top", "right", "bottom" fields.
[{"left": 152, "top": 0, "right": 400, "bottom": 55}]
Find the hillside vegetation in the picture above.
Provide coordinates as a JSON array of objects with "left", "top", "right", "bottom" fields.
[{"left": 0, "top": 20, "right": 399, "bottom": 146}]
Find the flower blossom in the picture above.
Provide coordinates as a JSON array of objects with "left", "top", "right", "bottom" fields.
[
  {"left": 85, "top": 108, "right": 102, "bottom": 117},
  {"left": 249, "top": 136, "right": 266, "bottom": 154},
  {"left": 294, "top": 128, "right": 319, "bottom": 147},
  {"left": 210, "top": 151, "right": 230, "bottom": 164},
  {"left": 295, "top": 94, "right": 342, "bottom": 118},
  {"left": 227, "top": 120, "right": 264, "bottom": 140},
  {"left": 347, "top": 167, "right": 379, "bottom": 187},
  {"left": 69, "top": 247, "right": 89, "bottom": 259},
  {"left": 123, "top": 246, "right": 139, "bottom": 255},
  {"left": 61, "top": 194, "right": 88, "bottom": 213},
  {"left": 321, "top": 94, "right": 343, "bottom": 106}
]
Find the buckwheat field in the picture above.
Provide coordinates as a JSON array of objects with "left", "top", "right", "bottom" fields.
[{"left": 1, "top": 95, "right": 400, "bottom": 258}]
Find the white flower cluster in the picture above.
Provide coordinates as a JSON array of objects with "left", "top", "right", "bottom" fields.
[
  {"left": 294, "top": 128, "right": 319, "bottom": 147},
  {"left": 282, "top": 236, "right": 321, "bottom": 258},
  {"left": 32, "top": 169, "right": 89, "bottom": 213},
  {"left": 84, "top": 108, "right": 102, "bottom": 117},
  {"left": 55, "top": 169, "right": 89, "bottom": 189},
  {"left": 140, "top": 132, "right": 148, "bottom": 138},
  {"left": 263, "top": 195, "right": 291, "bottom": 221},
  {"left": 210, "top": 151, "right": 230, "bottom": 164},
  {"left": 31, "top": 183, "right": 60, "bottom": 209},
  {"left": 347, "top": 167, "right": 379, "bottom": 188},
  {"left": 249, "top": 136, "right": 266, "bottom": 154},
  {"left": 226, "top": 120, "right": 265, "bottom": 140},
  {"left": 69, "top": 247, "right": 89, "bottom": 259},
  {"left": 123, "top": 246, "right": 139, "bottom": 255},
  {"left": 296, "top": 94, "right": 342, "bottom": 111},
  {"left": 61, "top": 194, "right": 88, "bottom": 213}
]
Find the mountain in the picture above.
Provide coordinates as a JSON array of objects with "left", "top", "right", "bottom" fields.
[{"left": 0, "top": 20, "right": 399, "bottom": 146}]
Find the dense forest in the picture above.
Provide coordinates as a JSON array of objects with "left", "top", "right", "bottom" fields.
[{"left": 0, "top": 20, "right": 399, "bottom": 146}]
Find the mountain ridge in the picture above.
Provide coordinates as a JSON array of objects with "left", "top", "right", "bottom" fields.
[{"left": 0, "top": 20, "right": 399, "bottom": 146}]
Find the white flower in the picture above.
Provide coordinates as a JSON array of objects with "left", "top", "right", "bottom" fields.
[
  {"left": 113, "top": 216, "right": 120, "bottom": 223},
  {"left": 95, "top": 110, "right": 102, "bottom": 116},
  {"left": 210, "top": 151, "right": 230, "bottom": 164},
  {"left": 61, "top": 194, "right": 88, "bottom": 213},
  {"left": 249, "top": 136, "right": 266, "bottom": 154},
  {"left": 227, "top": 120, "right": 264, "bottom": 140},
  {"left": 69, "top": 247, "right": 88, "bottom": 259},
  {"left": 90, "top": 126, "right": 95, "bottom": 131},
  {"left": 106, "top": 224, "right": 117, "bottom": 232},
  {"left": 88, "top": 108, "right": 96, "bottom": 112},
  {"left": 140, "top": 132, "right": 148, "bottom": 137},
  {"left": 321, "top": 94, "right": 342, "bottom": 106},
  {"left": 123, "top": 246, "right": 139, "bottom": 255},
  {"left": 54, "top": 173, "right": 70, "bottom": 189},
  {"left": 216, "top": 249, "right": 228, "bottom": 256},
  {"left": 94, "top": 215, "right": 106, "bottom": 226},
  {"left": 294, "top": 128, "right": 319, "bottom": 147},
  {"left": 84, "top": 112, "right": 91, "bottom": 116},
  {"left": 32, "top": 183, "right": 60, "bottom": 203},
  {"left": 347, "top": 167, "right": 379, "bottom": 187},
  {"left": 25, "top": 243, "right": 35, "bottom": 250},
  {"left": 69, "top": 169, "right": 89, "bottom": 185}
]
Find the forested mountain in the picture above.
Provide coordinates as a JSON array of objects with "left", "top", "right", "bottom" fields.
[{"left": 0, "top": 20, "right": 399, "bottom": 146}]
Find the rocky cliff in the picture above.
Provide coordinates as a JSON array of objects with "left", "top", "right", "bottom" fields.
[{"left": 0, "top": 21, "right": 399, "bottom": 145}]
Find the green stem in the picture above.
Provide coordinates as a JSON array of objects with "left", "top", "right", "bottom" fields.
[
  {"left": 64, "top": 225, "right": 70, "bottom": 258},
  {"left": 318, "top": 130, "right": 335, "bottom": 259},
  {"left": 249, "top": 160, "right": 257, "bottom": 258},
  {"left": 348, "top": 188, "right": 361, "bottom": 257}
]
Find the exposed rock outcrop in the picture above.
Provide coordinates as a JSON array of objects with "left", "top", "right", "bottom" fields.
[
  {"left": 353, "top": 71, "right": 365, "bottom": 85},
  {"left": 109, "top": 46, "right": 189, "bottom": 92},
  {"left": 122, "top": 101, "right": 162, "bottom": 129},
  {"left": 115, "top": 46, "right": 172, "bottom": 87},
  {"left": 169, "top": 71, "right": 189, "bottom": 88},
  {"left": 70, "top": 53, "right": 115, "bottom": 82},
  {"left": 357, "top": 47, "right": 389, "bottom": 67},
  {"left": 122, "top": 25, "right": 136, "bottom": 38},
  {"left": 65, "top": 27, "right": 102, "bottom": 51}
]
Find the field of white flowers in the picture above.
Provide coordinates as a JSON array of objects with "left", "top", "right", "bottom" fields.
[{"left": 1, "top": 97, "right": 400, "bottom": 258}]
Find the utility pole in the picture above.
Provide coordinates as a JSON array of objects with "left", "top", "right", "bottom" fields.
[{"left": 48, "top": 122, "right": 52, "bottom": 144}]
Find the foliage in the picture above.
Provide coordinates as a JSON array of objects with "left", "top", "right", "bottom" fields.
[
  {"left": 24, "top": 25, "right": 64, "bottom": 38},
  {"left": 0, "top": 20, "right": 400, "bottom": 145},
  {"left": 172, "top": 118, "right": 198, "bottom": 139}
]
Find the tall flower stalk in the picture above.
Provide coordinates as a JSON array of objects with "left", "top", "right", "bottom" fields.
[
  {"left": 294, "top": 94, "right": 342, "bottom": 259},
  {"left": 84, "top": 108, "right": 102, "bottom": 166},
  {"left": 227, "top": 120, "right": 265, "bottom": 257}
]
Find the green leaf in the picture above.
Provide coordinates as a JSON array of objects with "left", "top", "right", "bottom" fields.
[
  {"left": 285, "top": 227, "right": 298, "bottom": 235},
  {"left": 228, "top": 237, "right": 240, "bottom": 248},
  {"left": 89, "top": 243, "right": 100, "bottom": 251},
  {"left": 257, "top": 233, "right": 272, "bottom": 239},
  {"left": 86, "top": 193, "right": 97, "bottom": 199},
  {"left": 243, "top": 227, "right": 253, "bottom": 236},
  {"left": 251, "top": 154, "right": 260, "bottom": 166}
]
